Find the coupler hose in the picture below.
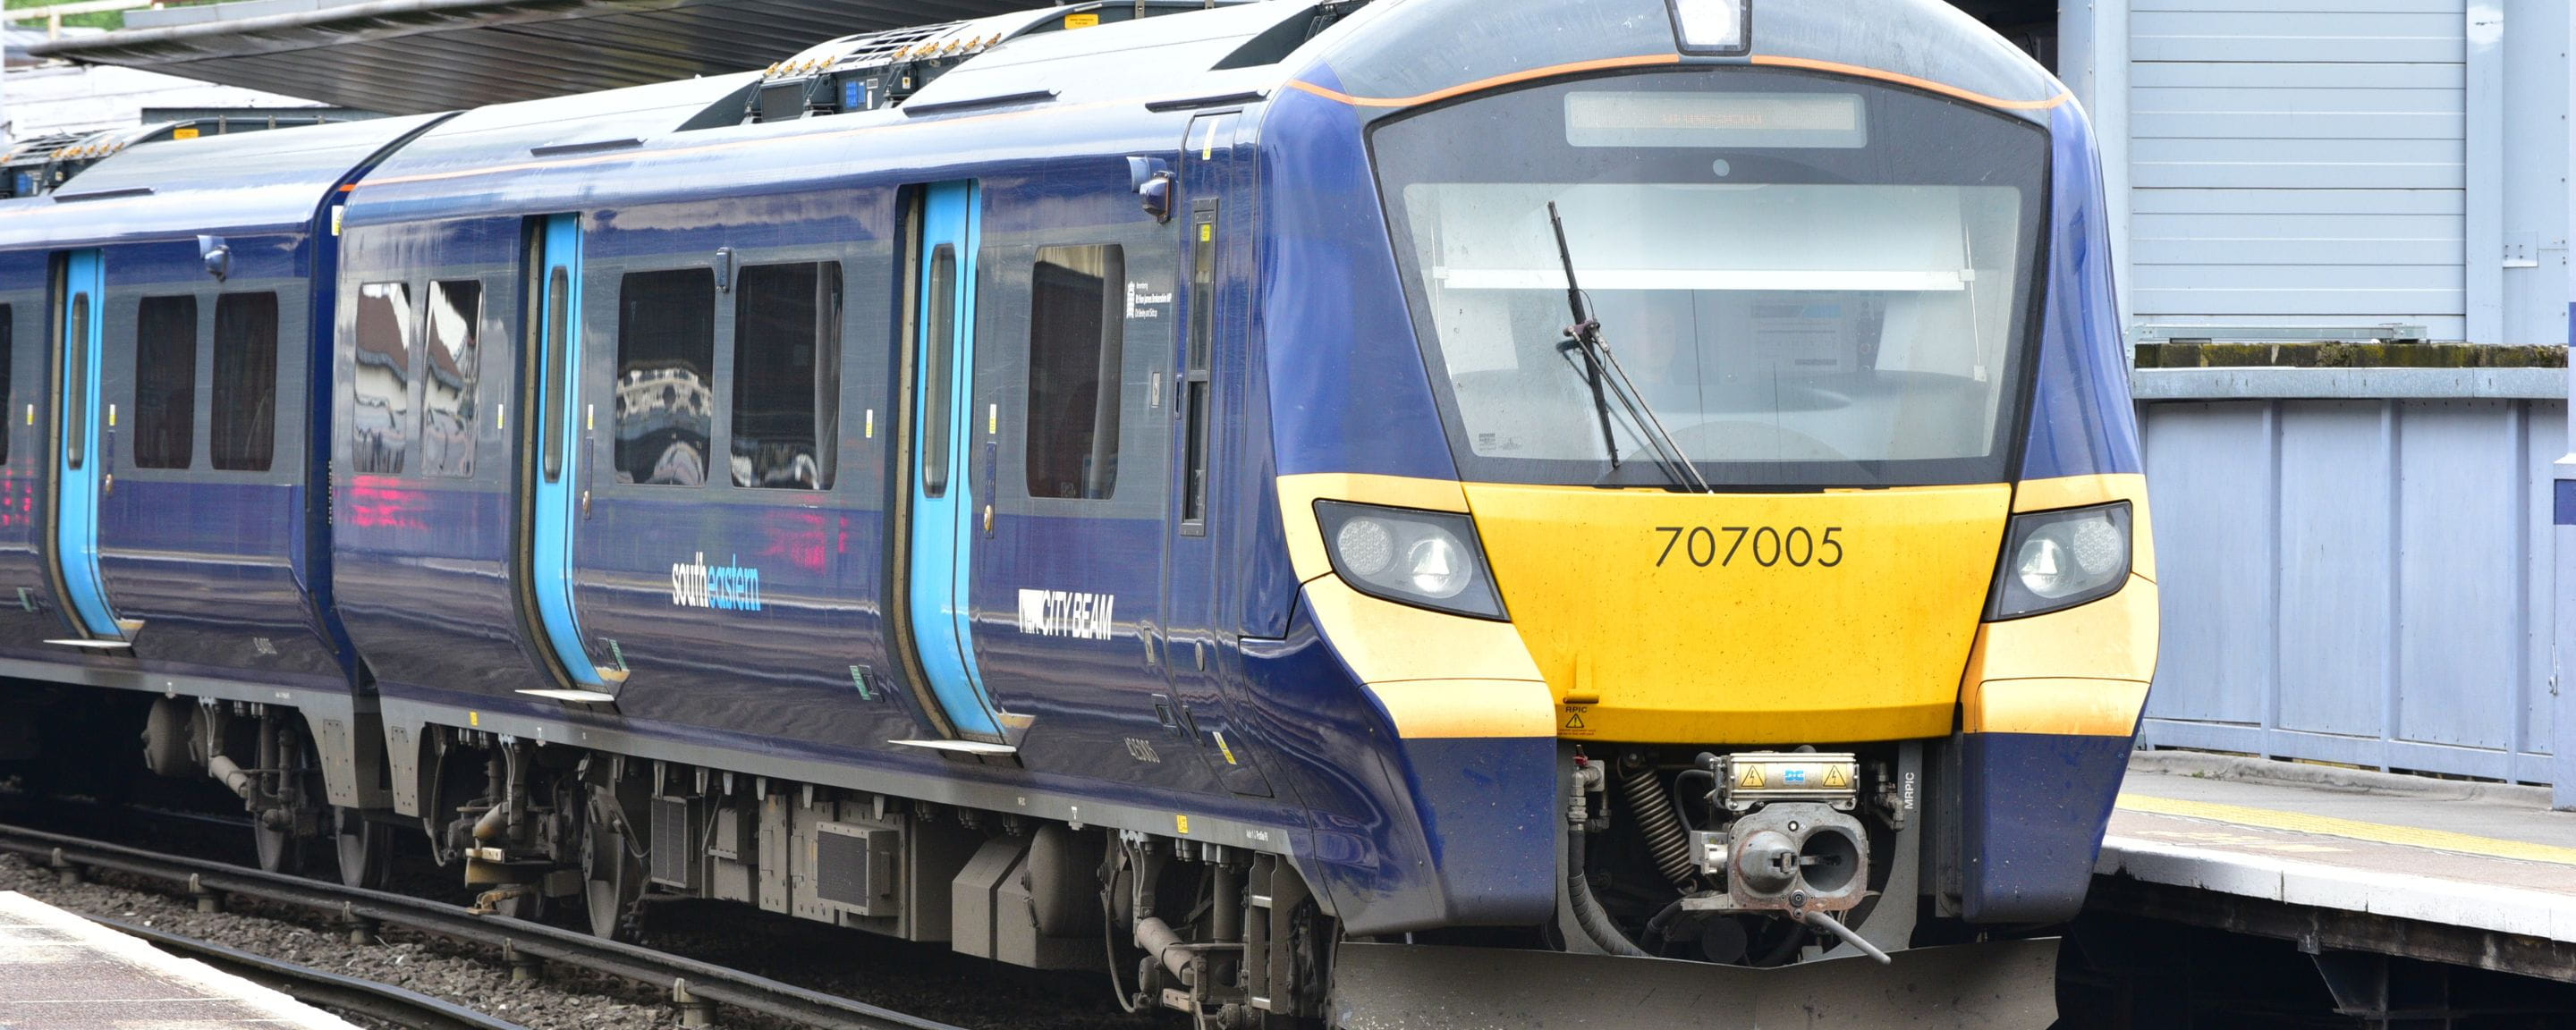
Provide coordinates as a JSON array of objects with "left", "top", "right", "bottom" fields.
[
  {"left": 1567, "top": 758, "right": 1648, "bottom": 958},
  {"left": 1621, "top": 764, "right": 1698, "bottom": 889}
]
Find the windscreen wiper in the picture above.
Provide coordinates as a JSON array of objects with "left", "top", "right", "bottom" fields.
[{"left": 1546, "top": 202, "right": 1711, "bottom": 493}]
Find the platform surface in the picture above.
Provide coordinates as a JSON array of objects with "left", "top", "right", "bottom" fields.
[
  {"left": 0, "top": 890, "right": 357, "bottom": 1029},
  {"left": 2100, "top": 752, "right": 2576, "bottom": 942}
]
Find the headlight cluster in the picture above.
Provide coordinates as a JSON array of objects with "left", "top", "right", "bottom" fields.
[
  {"left": 1315, "top": 501, "right": 1507, "bottom": 620},
  {"left": 1987, "top": 501, "right": 2132, "bottom": 620}
]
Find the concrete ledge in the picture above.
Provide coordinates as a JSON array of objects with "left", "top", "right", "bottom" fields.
[
  {"left": 2129, "top": 748, "right": 2554, "bottom": 807},
  {"left": 2132, "top": 366, "right": 2566, "bottom": 401},
  {"left": 2097, "top": 835, "right": 2576, "bottom": 944}
]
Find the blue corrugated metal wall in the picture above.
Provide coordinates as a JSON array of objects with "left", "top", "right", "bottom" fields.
[
  {"left": 2136, "top": 390, "right": 2562, "bottom": 783},
  {"left": 2125, "top": 0, "right": 2470, "bottom": 338}
]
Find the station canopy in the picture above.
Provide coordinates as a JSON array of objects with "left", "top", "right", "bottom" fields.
[{"left": 23, "top": 0, "right": 1048, "bottom": 114}]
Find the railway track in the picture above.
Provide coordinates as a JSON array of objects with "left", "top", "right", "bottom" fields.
[
  {"left": 95, "top": 916, "right": 531, "bottom": 1030},
  {"left": 0, "top": 822, "right": 966, "bottom": 1030}
]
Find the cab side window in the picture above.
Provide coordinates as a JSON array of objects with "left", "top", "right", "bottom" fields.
[
  {"left": 134, "top": 295, "right": 197, "bottom": 469},
  {"left": 1024, "top": 245, "right": 1124, "bottom": 501}
]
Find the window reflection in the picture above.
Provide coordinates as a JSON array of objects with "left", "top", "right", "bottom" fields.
[
  {"left": 614, "top": 269, "right": 716, "bottom": 485},
  {"left": 421, "top": 281, "right": 481, "bottom": 477},
  {"left": 352, "top": 282, "right": 412, "bottom": 474}
]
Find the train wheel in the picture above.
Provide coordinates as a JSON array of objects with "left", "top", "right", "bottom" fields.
[
  {"left": 253, "top": 815, "right": 305, "bottom": 874},
  {"left": 333, "top": 806, "right": 391, "bottom": 890},
  {"left": 581, "top": 798, "right": 644, "bottom": 940}
]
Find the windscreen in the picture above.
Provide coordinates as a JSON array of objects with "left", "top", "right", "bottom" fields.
[{"left": 1372, "top": 70, "right": 2050, "bottom": 488}]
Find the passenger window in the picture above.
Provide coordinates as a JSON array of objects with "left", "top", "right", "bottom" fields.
[
  {"left": 422, "top": 280, "right": 481, "bottom": 478},
  {"left": 1025, "top": 245, "right": 1124, "bottom": 500},
  {"left": 211, "top": 292, "right": 277, "bottom": 472},
  {"left": 921, "top": 247, "right": 956, "bottom": 499},
  {"left": 613, "top": 269, "right": 716, "bottom": 485},
  {"left": 352, "top": 282, "right": 412, "bottom": 474},
  {"left": 134, "top": 294, "right": 197, "bottom": 469},
  {"left": 731, "top": 263, "right": 839, "bottom": 490},
  {"left": 0, "top": 304, "right": 12, "bottom": 466}
]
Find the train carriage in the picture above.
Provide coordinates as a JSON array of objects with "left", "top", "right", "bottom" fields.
[{"left": 0, "top": 0, "right": 2155, "bottom": 1024}]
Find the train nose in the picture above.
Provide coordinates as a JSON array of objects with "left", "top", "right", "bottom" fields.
[{"left": 1459, "top": 481, "right": 2016, "bottom": 745}]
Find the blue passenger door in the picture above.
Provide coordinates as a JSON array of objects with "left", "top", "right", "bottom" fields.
[
  {"left": 47, "top": 249, "right": 127, "bottom": 645},
  {"left": 525, "top": 215, "right": 611, "bottom": 695},
  {"left": 900, "top": 181, "right": 1007, "bottom": 746}
]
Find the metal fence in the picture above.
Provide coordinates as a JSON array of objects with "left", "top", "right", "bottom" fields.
[{"left": 2131, "top": 367, "right": 2566, "bottom": 788}]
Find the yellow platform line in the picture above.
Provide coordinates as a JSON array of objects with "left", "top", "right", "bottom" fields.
[{"left": 2115, "top": 792, "right": 2576, "bottom": 867}]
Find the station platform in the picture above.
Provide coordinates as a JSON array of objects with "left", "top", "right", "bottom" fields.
[
  {"left": 2094, "top": 750, "right": 2576, "bottom": 979},
  {"left": 0, "top": 890, "right": 358, "bottom": 1029}
]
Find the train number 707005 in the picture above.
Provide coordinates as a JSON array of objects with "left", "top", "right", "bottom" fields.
[{"left": 1653, "top": 526, "right": 1844, "bottom": 569}]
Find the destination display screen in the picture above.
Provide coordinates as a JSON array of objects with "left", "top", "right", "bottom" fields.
[{"left": 1563, "top": 91, "right": 1867, "bottom": 149}]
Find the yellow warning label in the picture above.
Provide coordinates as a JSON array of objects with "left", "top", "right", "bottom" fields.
[
  {"left": 1175, "top": 814, "right": 1191, "bottom": 835},
  {"left": 1560, "top": 707, "right": 1592, "bottom": 735},
  {"left": 1214, "top": 730, "right": 1237, "bottom": 765},
  {"left": 1825, "top": 764, "right": 1850, "bottom": 788},
  {"left": 332, "top": 205, "right": 344, "bottom": 237},
  {"left": 1063, "top": 13, "right": 1098, "bottom": 28},
  {"left": 173, "top": 127, "right": 199, "bottom": 140},
  {"left": 1199, "top": 224, "right": 1213, "bottom": 243},
  {"left": 467, "top": 711, "right": 479, "bottom": 728},
  {"left": 1738, "top": 766, "right": 1766, "bottom": 789}
]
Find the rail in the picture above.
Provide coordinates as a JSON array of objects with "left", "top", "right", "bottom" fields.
[
  {"left": 0, "top": 822, "right": 964, "bottom": 1030},
  {"left": 96, "top": 916, "right": 531, "bottom": 1030}
]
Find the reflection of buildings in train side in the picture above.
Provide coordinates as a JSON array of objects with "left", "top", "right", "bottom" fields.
[
  {"left": 420, "top": 318, "right": 473, "bottom": 477},
  {"left": 352, "top": 285, "right": 411, "bottom": 474},
  {"left": 614, "top": 366, "right": 711, "bottom": 485}
]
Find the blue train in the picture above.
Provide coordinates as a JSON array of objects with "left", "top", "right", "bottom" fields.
[{"left": 0, "top": 0, "right": 2155, "bottom": 1023}]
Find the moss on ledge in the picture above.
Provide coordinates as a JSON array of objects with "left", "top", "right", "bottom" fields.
[{"left": 2134, "top": 342, "right": 2566, "bottom": 369}]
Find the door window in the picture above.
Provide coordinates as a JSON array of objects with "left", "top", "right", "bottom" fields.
[
  {"left": 1025, "top": 245, "right": 1124, "bottom": 501},
  {"left": 65, "top": 293, "right": 88, "bottom": 471},
  {"left": 921, "top": 245, "right": 957, "bottom": 499},
  {"left": 1181, "top": 204, "right": 1217, "bottom": 529},
  {"left": 613, "top": 269, "right": 716, "bottom": 486},
  {"left": 134, "top": 295, "right": 197, "bottom": 469},
  {"left": 211, "top": 292, "right": 277, "bottom": 472}
]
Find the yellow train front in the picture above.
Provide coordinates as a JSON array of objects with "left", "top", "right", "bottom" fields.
[{"left": 1251, "top": 0, "right": 2157, "bottom": 1018}]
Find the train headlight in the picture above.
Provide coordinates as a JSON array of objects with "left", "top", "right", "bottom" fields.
[
  {"left": 1987, "top": 502, "right": 2132, "bottom": 621},
  {"left": 1315, "top": 501, "right": 1507, "bottom": 621}
]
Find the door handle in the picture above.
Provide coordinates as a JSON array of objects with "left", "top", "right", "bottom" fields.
[
  {"left": 580, "top": 431, "right": 595, "bottom": 519},
  {"left": 101, "top": 425, "right": 114, "bottom": 495},
  {"left": 981, "top": 441, "right": 996, "bottom": 537}
]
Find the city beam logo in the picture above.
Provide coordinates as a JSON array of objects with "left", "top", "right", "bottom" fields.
[
  {"left": 1017, "top": 588, "right": 1114, "bottom": 641},
  {"left": 672, "top": 553, "right": 763, "bottom": 612}
]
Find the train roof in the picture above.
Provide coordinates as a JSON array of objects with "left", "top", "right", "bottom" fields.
[
  {"left": 12, "top": 0, "right": 2076, "bottom": 248},
  {"left": 343, "top": 1, "right": 1319, "bottom": 224},
  {"left": 0, "top": 113, "right": 445, "bottom": 252}
]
